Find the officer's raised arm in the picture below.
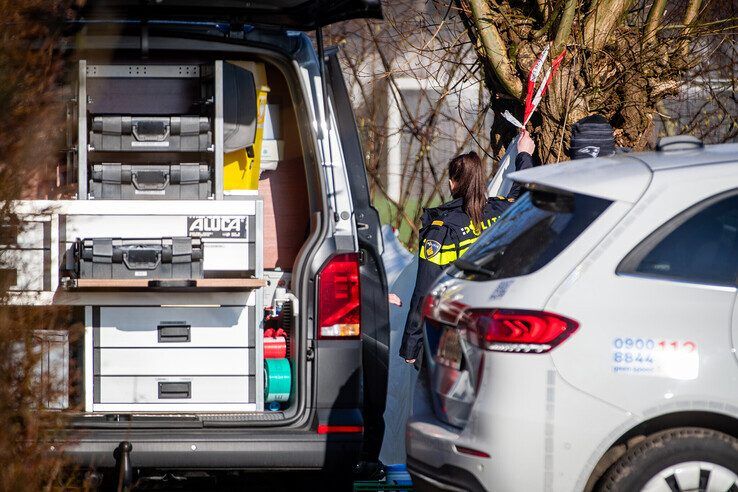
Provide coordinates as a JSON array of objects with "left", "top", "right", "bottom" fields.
[{"left": 507, "top": 129, "right": 535, "bottom": 200}]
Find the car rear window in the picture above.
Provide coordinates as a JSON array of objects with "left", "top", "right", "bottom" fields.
[{"left": 451, "top": 189, "right": 612, "bottom": 281}]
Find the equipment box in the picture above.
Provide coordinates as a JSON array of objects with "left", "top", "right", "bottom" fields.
[
  {"left": 89, "top": 163, "right": 212, "bottom": 200},
  {"left": 76, "top": 237, "right": 203, "bottom": 280},
  {"left": 89, "top": 115, "right": 212, "bottom": 152}
]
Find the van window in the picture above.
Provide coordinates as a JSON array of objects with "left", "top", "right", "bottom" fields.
[
  {"left": 622, "top": 194, "right": 738, "bottom": 286},
  {"left": 452, "top": 190, "right": 611, "bottom": 281}
]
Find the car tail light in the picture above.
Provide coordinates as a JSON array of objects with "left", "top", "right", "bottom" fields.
[
  {"left": 462, "top": 309, "right": 578, "bottom": 354},
  {"left": 423, "top": 294, "right": 468, "bottom": 326},
  {"left": 455, "top": 445, "right": 490, "bottom": 458},
  {"left": 317, "top": 253, "right": 360, "bottom": 339}
]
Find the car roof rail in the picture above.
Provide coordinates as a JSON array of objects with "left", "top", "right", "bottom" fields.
[{"left": 656, "top": 135, "right": 704, "bottom": 152}]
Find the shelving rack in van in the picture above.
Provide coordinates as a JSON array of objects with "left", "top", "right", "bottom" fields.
[
  {"left": 78, "top": 60, "right": 220, "bottom": 199},
  {"left": 2, "top": 58, "right": 280, "bottom": 413}
]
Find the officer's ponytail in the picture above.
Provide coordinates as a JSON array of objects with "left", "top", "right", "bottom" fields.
[{"left": 449, "top": 151, "right": 486, "bottom": 232}]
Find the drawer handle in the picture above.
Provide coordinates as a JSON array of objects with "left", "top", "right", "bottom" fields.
[
  {"left": 157, "top": 324, "right": 191, "bottom": 343},
  {"left": 158, "top": 381, "right": 191, "bottom": 399}
]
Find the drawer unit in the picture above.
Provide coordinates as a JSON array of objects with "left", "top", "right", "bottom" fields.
[
  {"left": 95, "top": 306, "right": 255, "bottom": 348},
  {"left": 94, "top": 376, "right": 255, "bottom": 404},
  {"left": 94, "top": 347, "right": 254, "bottom": 376},
  {"left": 4, "top": 200, "right": 264, "bottom": 297},
  {"left": 63, "top": 211, "right": 260, "bottom": 278},
  {"left": 85, "top": 302, "right": 263, "bottom": 412}
]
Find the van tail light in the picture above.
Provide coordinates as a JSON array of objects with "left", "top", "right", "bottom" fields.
[
  {"left": 462, "top": 309, "right": 578, "bottom": 354},
  {"left": 317, "top": 253, "right": 360, "bottom": 339},
  {"left": 317, "top": 424, "right": 364, "bottom": 434}
]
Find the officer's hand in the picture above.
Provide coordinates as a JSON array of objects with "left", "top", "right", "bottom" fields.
[
  {"left": 518, "top": 129, "right": 535, "bottom": 155},
  {"left": 405, "top": 358, "right": 416, "bottom": 364},
  {"left": 388, "top": 293, "right": 402, "bottom": 307}
]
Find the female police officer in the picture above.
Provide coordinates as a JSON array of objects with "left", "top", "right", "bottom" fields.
[{"left": 399, "top": 130, "right": 535, "bottom": 364}]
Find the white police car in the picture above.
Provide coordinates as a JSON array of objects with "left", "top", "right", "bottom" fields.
[{"left": 406, "top": 137, "right": 738, "bottom": 491}]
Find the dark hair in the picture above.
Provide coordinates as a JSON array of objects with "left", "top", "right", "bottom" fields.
[{"left": 448, "top": 151, "right": 486, "bottom": 230}]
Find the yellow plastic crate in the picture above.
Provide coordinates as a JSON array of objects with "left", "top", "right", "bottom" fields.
[{"left": 224, "top": 61, "right": 270, "bottom": 192}]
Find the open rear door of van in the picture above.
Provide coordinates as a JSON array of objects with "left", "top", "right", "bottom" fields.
[
  {"left": 81, "top": 0, "right": 382, "bottom": 30},
  {"left": 324, "top": 48, "right": 390, "bottom": 460}
]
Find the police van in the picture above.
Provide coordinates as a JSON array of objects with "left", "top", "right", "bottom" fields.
[{"left": 2, "top": 0, "right": 388, "bottom": 483}]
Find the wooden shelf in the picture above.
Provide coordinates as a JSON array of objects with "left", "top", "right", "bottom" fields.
[{"left": 70, "top": 278, "right": 266, "bottom": 290}]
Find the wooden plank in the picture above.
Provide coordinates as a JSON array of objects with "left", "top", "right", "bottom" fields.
[
  {"left": 195, "top": 278, "right": 266, "bottom": 288},
  {"left": 76, "top": 279, "right": 147, "bottom": 288}
]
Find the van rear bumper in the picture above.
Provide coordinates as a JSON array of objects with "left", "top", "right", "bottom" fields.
[{"left": 59, "top": 428, "right": 362, "bottom": 470}]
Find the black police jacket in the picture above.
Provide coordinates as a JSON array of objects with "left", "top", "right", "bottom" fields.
[{"left": 398, "top": 151, "right": 533, "bottom": 360}]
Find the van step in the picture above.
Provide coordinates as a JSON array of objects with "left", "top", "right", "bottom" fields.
[{"left": 200, "top": 412, "right": 284, "bottom": 425}]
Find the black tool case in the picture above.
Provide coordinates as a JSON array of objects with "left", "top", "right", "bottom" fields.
[
  {"left": 89, "top": 163, "right": 212, "bottom": 199},
  {"left": 76, "top": 237, "right": 203, "bottom": 279},
  {"left": 89, "top": 115, "right": 212, "bottom": 152}
]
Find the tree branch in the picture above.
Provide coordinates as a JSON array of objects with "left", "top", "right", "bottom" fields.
[
  {"left": 468, "top": 0, "right": 524, "bottom": 98},
  {"left": 536, "top": 0, "right": 550, "bottom": 21},
  {"left": 655, "top": 100, "right": 677, "bottom": 136},
  {"left": 643, "top": 0, "right": 667, "bottom": 46},
  {"left": 680, "top": 0, "right": 704, "bottom": 58},
  {"left": 552, "top": 0, "right": 576, "bottom": 56}
]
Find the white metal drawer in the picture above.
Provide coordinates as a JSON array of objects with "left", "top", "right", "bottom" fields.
[
  {"left": 64, "top": 214, "right": 258, "bottom": 242},
  {"left": 0, "top": 249, "right": 50, "bottom": 291},
  {"left": 94, "top": 347, "right": 254, "bottom": 376},
  {"left": 94, "top": 376, "right": 255, "bottom": 404},
  {"left": 201, "top": 241, "right": 255, "bottom": 272},
  {"left": 95, "top": 306, "right": 254, "bottom": 348}
]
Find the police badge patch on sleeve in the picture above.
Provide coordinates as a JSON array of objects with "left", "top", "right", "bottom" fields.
[{"left": 424, "top": 240, "right": 441, "bottom": 259}]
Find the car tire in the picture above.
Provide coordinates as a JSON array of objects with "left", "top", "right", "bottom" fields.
[{"left": 599, "top": 427, "right": 738, "bottom": 492}]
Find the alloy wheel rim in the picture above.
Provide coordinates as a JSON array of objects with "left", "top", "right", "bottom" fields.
[{"left": 641, "top": 461, "right": 738, "bottom": 492}]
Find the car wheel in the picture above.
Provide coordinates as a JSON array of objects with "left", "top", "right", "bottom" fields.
[{"left": 599, "top": 427, "right": 738, "bottom": 492}]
